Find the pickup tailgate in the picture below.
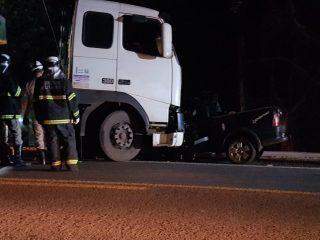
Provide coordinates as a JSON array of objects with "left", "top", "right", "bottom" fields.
[{"left": 209, "top": 107, "right": 288, "bottom": 146}]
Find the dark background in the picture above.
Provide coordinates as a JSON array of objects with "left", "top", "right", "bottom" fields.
[{"left": 1, "top": 0, "right": 320, "bottom": 151}]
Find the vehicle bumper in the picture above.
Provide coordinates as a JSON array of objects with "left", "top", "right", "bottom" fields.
[
  {"left": 260, "top": 125, "right": 288, "bottom": 147},
  {"left": 262, "top": 136, "right": 288, "bottom": 147},
  {"left": 152, "top": 105, "right": 185, "bottom": 147},
  {"left": 153, "top": 132, "right": 184, "bottom": 147}
]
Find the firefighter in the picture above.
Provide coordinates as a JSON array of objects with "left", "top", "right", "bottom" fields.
[
  {"left": 0, "top": 54, "right": 27, "bottom": 167},
  {"left": 34, "top": 56, "right": 80, "bottom": 171},
  {"left": 23, "top": 61, "right": 46, "bottom": 165}
]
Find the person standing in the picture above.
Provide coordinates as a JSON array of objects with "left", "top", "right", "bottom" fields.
[
  {"left": 34, "top": 56, "right": 80, "bottom": 171},
  {"left": 23, "top": 61, "right": 46, "bottom": 165},
  {"left": 0, "top": 54, "right": 27, "bottom": 168}
]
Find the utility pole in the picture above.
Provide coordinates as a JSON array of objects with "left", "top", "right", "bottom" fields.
[
  {"left": 238, "top": 33, "right": 246, "bottom": 112},
  {"left": 230, "top": 0, "right": 247, "bottom": 111}
]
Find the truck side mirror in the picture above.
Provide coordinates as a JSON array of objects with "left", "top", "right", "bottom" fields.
[{"left": 162, "top": 23, "right": 173, "bottom": 59}]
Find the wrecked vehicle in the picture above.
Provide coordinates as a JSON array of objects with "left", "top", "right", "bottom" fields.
[{"left": 183, "top": 96, "right": 288, "bottom": 164}]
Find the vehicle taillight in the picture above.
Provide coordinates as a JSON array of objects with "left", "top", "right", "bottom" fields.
[
  {"left": 273, "top": 111, "right": 287, "bottom": 127},
  {"left": 273, "top": 113, "right": 280, "bottom": 127}
]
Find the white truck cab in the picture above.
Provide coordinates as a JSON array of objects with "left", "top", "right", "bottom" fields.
[{"left": 70, "top": 0, "right": 184, "bottom": 161}]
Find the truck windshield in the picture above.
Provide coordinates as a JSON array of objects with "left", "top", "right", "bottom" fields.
[{"left": 123, "top": 15, "right": 162, "bottom": 57}]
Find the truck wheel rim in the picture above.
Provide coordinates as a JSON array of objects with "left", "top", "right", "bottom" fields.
[
  {"left": 111, "top": 123, "right": 134, "bottom": 150},
  {"left": 229, "top": 141, "right": 251, "bottom": 163}
]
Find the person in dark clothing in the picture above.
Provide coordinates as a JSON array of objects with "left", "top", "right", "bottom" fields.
[
  {"left": 34, "top": 56, "right": 79, "bottom": 171},
  {"left": 0, "top": 53, "right": 27, "bottom": 167},
  {"left": 23, "top": 61, "right": 46, "bottom": 165}
]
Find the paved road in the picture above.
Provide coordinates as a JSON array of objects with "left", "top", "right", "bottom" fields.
[
  {"left": 1, "top": 161, "right": 320, "bottom": 193},
  {"left": 0, "top": 161, "right": 319, "bottom": 240}
]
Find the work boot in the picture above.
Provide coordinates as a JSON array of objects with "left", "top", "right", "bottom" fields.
[
  {"left": 0, "top": 157, "right": 13, "bottom": 166},
  {"left": 13, "top": 145, "right": 30, "bottom": 169},
  {"left": 38, "top": 150, "right": 46, "bottom": 166},
  {"left": 0, "top": 152, "right": 14, "bottom": 166},
  {"left": 0, "top": 144, "right": 14, "bottom": 166},
  {"left": 65, "top": 164, "right": 79, "bottom": 172},
  {"left": 0, "top": 156, "right": 14, "bottom": 166},
  {"left": 50, "top": 161, "right": 62, "bottom": 172},
  {"left": 50, "top": 166, "right": 61, "bottom": 172}
]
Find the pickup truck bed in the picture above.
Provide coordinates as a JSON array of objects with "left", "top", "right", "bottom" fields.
[{"left": 185, "top": 107, "right": 288, "bottom": 164}]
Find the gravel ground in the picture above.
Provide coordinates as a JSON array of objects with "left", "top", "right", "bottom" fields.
[{"left": 0, "top": 181, "right": 319, "bottom": 240}]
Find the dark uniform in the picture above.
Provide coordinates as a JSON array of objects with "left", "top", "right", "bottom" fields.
[
  {"left": 34, "top": 70, "right": 79, "bottom": 169},
  {"left": 24, "top": 76, "right": 46, "bottom": 150},
  {"left": 23, "top": 61, "right": 46, "bottom": 165},
  {"left": 0, "top": 70, "right": 23, "bottom": 165}
]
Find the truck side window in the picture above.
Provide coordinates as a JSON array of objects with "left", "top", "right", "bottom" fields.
[
  {"left": 123, "top": 15, "right": 162, "bottom": 57},
  {"left": 82, "top": 12, "right": 114, "bottom": 49}
]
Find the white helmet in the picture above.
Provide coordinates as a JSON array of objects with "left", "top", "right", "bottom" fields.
[
  {"left": 0, "top": 54, "right": 10, "bottom": 75},
  {"left": 45, "top": 56, "right": 61, "bottom": 78},
  {"left": 31, "top": 61, "right": 44, "bottom": 73}
]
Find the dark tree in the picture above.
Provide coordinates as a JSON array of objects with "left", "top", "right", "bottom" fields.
[{"left": 1, "top": 0, "right": 320, "bottom": 150}]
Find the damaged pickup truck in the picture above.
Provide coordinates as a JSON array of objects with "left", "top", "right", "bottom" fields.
[{"left": 183, "top": 97, "right": 288, "bottom": 164}]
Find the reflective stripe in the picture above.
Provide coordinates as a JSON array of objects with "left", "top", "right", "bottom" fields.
[
  {"left": 73, "top": 110, "right": 80, "bottom": 117},
  {"left": 5, "top": 87, "right": 21, "bottom": 97},
  {"left": 42, "top": 119, "right": 72, "bottom": 125},
  {"left": 66, "top": 159, "right": 78, "bottom": 165},
  {"left": 68, "top": 93, "right": 76, "bottom": 101},
  {"left": 15, "top": 87, "right": 21, "bottom": 97},
  {"left": 39, "top": 95, "right": 67, "bottom": 100},
  {"left": 0, "top": 115, "right": 22, "bottom": 120},
  {"left": 0, "top": 115, "right": 14, "bottom": 119},
  {"left": 51, "top": 161, "right": 62, "bottom": 167}
]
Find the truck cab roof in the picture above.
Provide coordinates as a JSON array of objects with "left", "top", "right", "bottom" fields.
[{"left": 78, "top": 0, "right": 160, "bottom": 18}]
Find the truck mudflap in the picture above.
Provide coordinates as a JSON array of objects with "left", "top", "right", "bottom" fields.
[{"left": 153, "top": 132, "right": 184, "bottom": 147}]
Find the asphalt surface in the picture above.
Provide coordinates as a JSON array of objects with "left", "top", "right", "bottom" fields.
[{"left": 0, "top": 161, "right": 319, "bottom": 240}]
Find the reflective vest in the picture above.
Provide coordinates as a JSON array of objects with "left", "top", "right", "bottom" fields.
[
  {"left": 0, "top": 74, "right": 22, "bottom": 120},
  {"left": 34, "top": 72, "right": 79, "bottom": 125}
]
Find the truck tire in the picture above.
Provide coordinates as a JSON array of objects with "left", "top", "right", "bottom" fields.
[
  {"left": 99, "top": 111, "right": 141, "bottom": 162},
  {"left": 226, "top": 137, "right": 256, "bottom": 164}
]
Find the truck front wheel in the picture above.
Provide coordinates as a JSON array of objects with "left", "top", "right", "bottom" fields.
[
  {"left": 99, "top": 111, "right": 141, "bottom": 162},
  {"left": 226, "top": 137, "right": 256, "bottom": 164}
]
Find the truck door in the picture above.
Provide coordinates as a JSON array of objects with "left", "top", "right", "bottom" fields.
[
  {"left": 117, "top": 15, "right": 172, "bottom": 120},
  {"left": 72, "top": 1, "right": 119, "bottom": 91}
]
